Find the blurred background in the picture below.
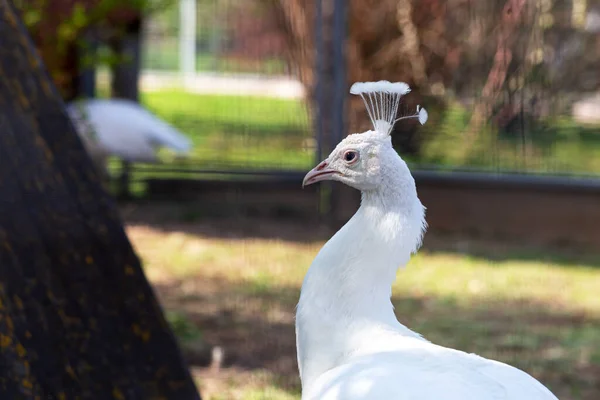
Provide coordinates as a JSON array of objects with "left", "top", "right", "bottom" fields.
[{"left": 15, "top": 0, "right": 600, "bottom": 399}]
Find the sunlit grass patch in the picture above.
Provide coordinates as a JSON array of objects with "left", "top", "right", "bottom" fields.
[{"left": 125, "top": 214, "right": 600, "bottom": 400}]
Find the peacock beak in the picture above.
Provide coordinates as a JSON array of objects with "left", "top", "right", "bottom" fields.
[{"left": 302, "top": 160, "right": 337, "bottom": 187}]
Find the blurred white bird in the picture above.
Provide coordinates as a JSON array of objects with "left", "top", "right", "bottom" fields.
[
  {"left": 297, "top": 81, "right": 559, "bottom": 400},
  {"left": 66, "top": 98, "right": 192, "bottom": 177}
]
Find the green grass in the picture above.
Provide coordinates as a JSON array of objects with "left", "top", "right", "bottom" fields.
[
  {"left": 100, "top": 90, "right": 313, "bottom": 196},
  {"left": 142, "top": 46, "right": 287, "bottom": 75},
  {"left": 414, "top": 104, "right": 600, "bottom": 175},
  {"left": 140, "top": 90, "right": 312, "bottom": 169},
  {"left": 102, "top": 90, "right": 600, "bottom": 184},
  {"left": 125, "top": 210, "right": 600, "bottom": 400}
]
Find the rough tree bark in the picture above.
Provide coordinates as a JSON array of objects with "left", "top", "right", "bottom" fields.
[{"left": 0, "top": 1, "right": 201, "bottom": 399}]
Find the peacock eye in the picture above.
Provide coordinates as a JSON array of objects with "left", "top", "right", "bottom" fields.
[{"left": 343, "top": 150, "right": 359, "bottom": 164}]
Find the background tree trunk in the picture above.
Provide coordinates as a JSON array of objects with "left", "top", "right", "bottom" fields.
[
  {"left": 271, "top": 0, "right": 600, "bottom": 161},
  {"left": 0, "top": 1, "right": 201, "bottom": 398},
  {"left": 271, "top": 0, "right": 456, "bottom": 156}
]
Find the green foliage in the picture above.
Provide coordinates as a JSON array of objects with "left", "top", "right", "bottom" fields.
[
  {"left": 15, "top": 0, "right": 174, "bottom": 69},
  {"left": 19, "top": 0, "right": 43, "bottom": 27},
  {"left": 54, "top": 3, "right": 89, "bottom": 53}
]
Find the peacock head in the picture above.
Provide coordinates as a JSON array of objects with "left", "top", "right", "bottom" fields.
[{"left": 302, "top": 81, "right": 427, "bottom": 192}]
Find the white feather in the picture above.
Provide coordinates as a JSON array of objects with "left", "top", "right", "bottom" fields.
[
  {"left": 350, "top": 81, "right": 424, "bottom": 135},
  {"left": 297, "top": 83, "right": 558, "bottom": 399},
  {"left": 419, "top": 107, "right": 428, "bottom": 125},
  {"left": 350, "top": 81, "right": 411, "bottom": 95},
  {"left": 306, "top": 347, "right": 558, "bottom": 399},
  {"left": 66, "top": 98, "right": 192, "bottom": 166}
]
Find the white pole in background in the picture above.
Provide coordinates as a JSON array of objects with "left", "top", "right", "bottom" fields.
[{"left": 179, "top": 0, "right": 196, "bottom": 86}]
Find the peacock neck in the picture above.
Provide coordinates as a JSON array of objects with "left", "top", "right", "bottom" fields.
[{"left": 296, "top": 183, "right": 425, "bottom": 390}]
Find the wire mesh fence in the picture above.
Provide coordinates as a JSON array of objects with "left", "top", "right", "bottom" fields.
[
  {"left": 88, "top": 0, "right": 600, "bottom": 198},
  {"left": 94, "top": 0, "right": 316, "bottom": 194}
]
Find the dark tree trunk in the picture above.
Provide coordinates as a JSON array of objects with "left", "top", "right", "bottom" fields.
[
  {"left": 0, "top": 1, "right": 201, "bottom": 399},
  {"left": 110, "top": 17, "right": 142, "bottom": 102}
]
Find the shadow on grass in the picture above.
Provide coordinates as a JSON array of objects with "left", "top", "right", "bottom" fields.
[
  {"left": 421, "top": 233, "right": 600, "bottom": 269},
  {"left": 155, "top": 275, "right": 600, "bottom": 400},
  {"left": 120, "top": 202, "right": 600, "bottom": 269},
  {"left": 120, "top": 201, "right": 331, "bottom": 242}
]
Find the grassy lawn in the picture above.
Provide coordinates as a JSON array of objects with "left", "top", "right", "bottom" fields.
[
  {"left": 98, "top": 89, "right": 600, "bottom": 184},
  {"left": 143, "top": 46, "right": 288, "bottom": 75},
  {"left": 102, "top": 90, "right": 314, "bottom": 195},
  {"left": 140, "top": 90, "right": 313, "bottom": 170},
  {"left": 415, "top": 106, "right": 600, "bottom": 175},
  {"left": 122, "top": 204, "right": 600, "bottom": 400}
]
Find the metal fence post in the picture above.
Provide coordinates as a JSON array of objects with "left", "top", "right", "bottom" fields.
[
  {"left": 315, "top": 0, "right": 324, "bottom": 165},
  {"left": 314, "top": 0, "right": 327, "bottom": 220},
  {"left": 332, "top": 0, "right": 346, "bottom": 148},
  {"left": 314, "top": 0, "right": 351, "bottom": 226},
  {"left": 330, "top": 0, "right": 350, "bottom": 226}
]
